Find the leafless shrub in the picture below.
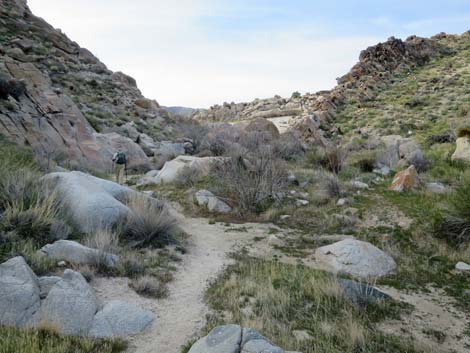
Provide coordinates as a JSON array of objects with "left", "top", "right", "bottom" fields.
[
  {"left": 273, "top": 132, "right": 305, "bottom": 160},
  {"left": 213, "top": 147, "right": 288, "bottom": 215},
  {"left": 316, "top": 145, "right": 348, "bottom": 174},
  {"left": 123, "top": 194, "right": 179, "bottom": 248},
  {"left": 319, "top": 171, "right": 343, "bottom": 199},
  {"left": 409, "top": 154, "right": 430, "bottom": 173}
]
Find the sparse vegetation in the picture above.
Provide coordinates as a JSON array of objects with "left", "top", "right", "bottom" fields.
[{"left": 0, "top": 326, "right": 126, "bottom": 353}]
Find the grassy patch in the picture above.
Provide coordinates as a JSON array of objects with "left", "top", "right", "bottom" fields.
[
  {"left": 203, "top": 257, "right": 429, "bottom": 353},
  {"left": 0, "top": 326, "right": 126, "bottom": 353}
]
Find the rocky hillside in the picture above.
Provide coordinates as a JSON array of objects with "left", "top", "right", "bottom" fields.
[
  {"left": 193, "top": 34, "right": 457, "bottom": 145},
  {"left": 0, "top": 0, "right": 190, "bottom": 171}
]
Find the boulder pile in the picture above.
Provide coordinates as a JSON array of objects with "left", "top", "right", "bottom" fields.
[{"left": 0, "top": 256, "right": 154, "bottom": 337}]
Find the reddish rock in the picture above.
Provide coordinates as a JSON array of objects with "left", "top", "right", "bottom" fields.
[{"left": 390, "top": 165, "right": 420, "bottom": 192}]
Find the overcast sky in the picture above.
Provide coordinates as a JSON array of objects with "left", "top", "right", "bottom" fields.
[{"left": 28, "top": 1, "right": 470, "bottom": 108}]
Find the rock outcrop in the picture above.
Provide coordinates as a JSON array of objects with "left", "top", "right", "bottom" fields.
[
  {"left": 452, "top": 137, "right": 470, "bottom": 162},
  {"left": 0, "top": 0, "right": 183, "bottom": 171},
  {"left": 0, "top": 256, "right": 154, "bottom": 337},
  {"left": 315, "top": 239, "right": 397, "bottom": 279}
]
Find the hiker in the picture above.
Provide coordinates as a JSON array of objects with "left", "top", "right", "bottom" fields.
[{"left": 112, "top": 149, "right": 127, "bottom": 184}]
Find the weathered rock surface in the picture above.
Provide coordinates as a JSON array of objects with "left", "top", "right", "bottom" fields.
[
  {"left": 0, "top": 256, "right": 40, "bottom": 327},
  {"left": 0, "top": 0, "right": 183, "bottom": 172},
  {"left": 38, "top": 270, "right": 98, "bottom": 335},
  {"left": 40, "top": 240, "right": 119, "bottom": 267},
  {"left": 390, "top": 165, "right": 420, "bottom": 192},
  {"left": 452, "top": 137, "right": 470, "bottom": 162},
  {"left": 195, "top": 190, "right": 231, "bottom": 213},
  {"left": 315, "top": 239, "right": 397, "bottom": 279},
  {"left": 89, "top": 300, "right": 154, "bottom": 338},
  {"left": 189, "top": 325, "right": 287, "bottom": 353},
  {"left": 44, "top": 171, "right": 133, "bottom": 233},
  {"left": 456, "top": 262, "right": 470, "bottom": 272}
]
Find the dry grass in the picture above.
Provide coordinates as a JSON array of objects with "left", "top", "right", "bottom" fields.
[
  {"left": 129, "top": 275, "right": 169, "bottom": 299},
  {"left": 204, "top": 257, "right": 427, "bottom": 353},
  {"left": 0, "top": 325, "right": 126, "bottom": 353},
  {"left": 123, "top": 194, "right": 179, "bottom": 248}
]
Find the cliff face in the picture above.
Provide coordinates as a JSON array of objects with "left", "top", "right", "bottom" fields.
[{"left": 0, "top": 0, "right": 178, "bottom": 171}]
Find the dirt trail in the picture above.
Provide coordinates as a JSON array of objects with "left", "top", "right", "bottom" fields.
[{"left": 93, "top": 212, "right": 282, "bottom": 353}]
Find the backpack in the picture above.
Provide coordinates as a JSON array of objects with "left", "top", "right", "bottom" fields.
[{"left": 115, "top": 152, "right": 126, "bottom": 165}]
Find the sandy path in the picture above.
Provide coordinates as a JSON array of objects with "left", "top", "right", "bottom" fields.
[{"left": 93, "top": 213, "right": 281, "bottom": 353}]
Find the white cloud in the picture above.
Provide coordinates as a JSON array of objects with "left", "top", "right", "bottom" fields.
[{"left": 28, "top": 0, "right": 380, "bottom": 107}]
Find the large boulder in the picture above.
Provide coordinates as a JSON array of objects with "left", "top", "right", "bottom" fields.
[
  {"left": 151, "top": 156, "right": 224, "bottom": 184},
  {"left": 44, "top": 171, "right": 133, "bottom": 233},
  {"left": 189, "top": 325, "right": 288, "bottom": 353},
  {"left": 315, "top": 239, "right": 397, "bottom": 279},
  {"left": 89, "top": 300, "right": 154, "bottom": 338},
  {"left": 380, "top": 135, "right": 423, "bottom": 168},
  {"left": 244, "top": 118, "right": 280, "bottom": 139},
  {"left": 40, "top": 240, "right": 119, "bottom": 268},
  {"left": 390, "top": 165, "right": 420, "bottom": 192},
  {"left": 38, "top": 270, "right": 98, "bottom": 335},
  {"left": 195, "top": 190, "right": 231, "bottom": 214},
  {"left": 0, "top": 256, "right": 40, "bottom": 327},
  {"left": 452, "top": 137, "right": 470, "bottom": 162}
]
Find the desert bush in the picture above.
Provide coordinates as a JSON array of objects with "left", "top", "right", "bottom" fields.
[
  {"left": 291, "top": 91, "right": 301, "bottom": 99},
  {"left": 129, "top": 275, "right": 169, "bottom": 298},
  {"left": 434, "top": 174, "right": 470, "bottom": 244},
  {"left": 318, "top": 145, "right": 348, "bottom": 174},
  {"left": 319, "top": 171, "right": 343, "bottom": 199},
  {"left": 213, "top": 147, "right": 288, "bottom": 215},
  {"left": 273, "top": 132, "right": 305, "bottom": 160},
  {"left": 122, "top": 194, "right": 179, "bottom": 248},
  {"left": 0, "top": 76, "right": 26, "bottom": 100}
]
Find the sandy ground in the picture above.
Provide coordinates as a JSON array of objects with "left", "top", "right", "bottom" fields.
[
  {"left": 378, "top": 286, "right": 470, "bottom": 353},
  {"left": 93, "top": 212, "right": 284, "bottom": 353}
]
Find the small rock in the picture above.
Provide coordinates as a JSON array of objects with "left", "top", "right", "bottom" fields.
[
  {"left": 279, "top": 215, "right": 291, "bottom": 221},
  {"left": 426, "top": 182, "right": 448, "bottom": 194},
  {"left": 456, "top": 262, "right": 470, "bottom": 272},
  {"left": 296, "top": 199, "right": 309, "bottom": 207},
  {"left": 195, "top": 190, "right": 231, "bottom": 214},
  {"left": 373, "top": 166, "right": 391, "bottom": 176},
  {"left": 38, "top": 276, "right": 61, "bottom": 299},
  {"left": 338, "top": 279, "right": 391, "bottom": 308},
  {"left": 336, "top": 198, "right": 348, "bottom": 206},
  {"left": 350, "top": 181, "right": 369, "bottom": 189}
]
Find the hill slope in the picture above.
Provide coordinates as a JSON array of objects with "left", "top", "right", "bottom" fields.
[{"left": 0, "top": 0, "right": 185, "bottom": 171}]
